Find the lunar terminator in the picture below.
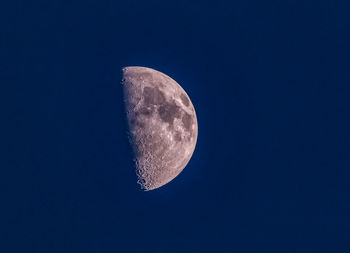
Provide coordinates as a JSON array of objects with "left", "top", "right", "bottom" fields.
[{"left": 122, "top": 66, "right": 198, "bottom": 191}]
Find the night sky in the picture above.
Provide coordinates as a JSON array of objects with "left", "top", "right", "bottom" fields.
[{"left": 1, "top": 0, "right": 350, "bottom": 252}]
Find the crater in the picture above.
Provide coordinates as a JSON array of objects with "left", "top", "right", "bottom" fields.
[
  {"left": 180, "top": 93, "right": 190, "bottom": 107},
  {"left": 136, "top": 120, "right": 145, "bottom": 129},
  {"left": 138, "top": 106, "right": 153, "bottom": 116},
  {"left": 129, "top": 117, "right": 145, "bottom": 129}
]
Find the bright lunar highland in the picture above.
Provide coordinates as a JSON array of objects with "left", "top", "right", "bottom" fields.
[{"left": 122, "top": 66, "right": 198, "bottom": 191}]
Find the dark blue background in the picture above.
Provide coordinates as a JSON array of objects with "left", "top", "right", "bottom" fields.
[{"left": 1, "top": 0, "right": 350, "bottom": 252}]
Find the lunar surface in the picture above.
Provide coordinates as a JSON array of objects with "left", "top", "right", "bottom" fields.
[{"left": 122, "top": 66, "right": 198, "bottom": 191}]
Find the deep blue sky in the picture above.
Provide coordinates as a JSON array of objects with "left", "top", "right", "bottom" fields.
[{"left": 1, "top": 0, "right": 350, "bottom": 252}]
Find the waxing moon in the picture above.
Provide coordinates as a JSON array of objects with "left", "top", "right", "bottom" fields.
[{"left": 122, "top": 66, "right": 198, "bottom": 191}]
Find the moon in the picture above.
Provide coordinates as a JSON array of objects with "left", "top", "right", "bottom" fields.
[{"left": 122, "top": 66, "right": 198, "bottom": 191}]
